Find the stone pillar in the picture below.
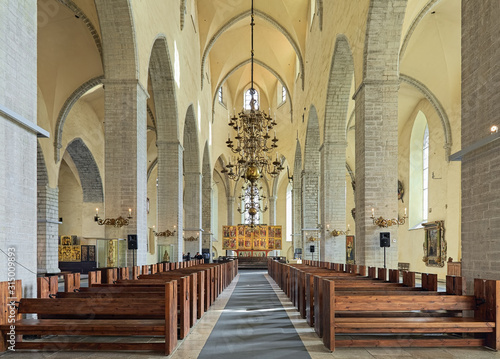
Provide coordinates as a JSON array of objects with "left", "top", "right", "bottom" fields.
[
  {"left": 302, "top": 171, "right": 319, "bottom": 260},
  {"left": 0, "top": 0, "right": 37, "bottom": 297},
  {"left": 202, "top": 173, "right": 212, "bottom": 262},
  {"left": 157, "top": 140, "right": 183, "bottom": 263},
  {"left": 227, "top": 196, "right": 235, "bottom": 225},
  {"left": 184, "top": 171, "right": 202, "bottom": 255},
  {"left": 226, "top": 195, "right": 235, "bottom": 256},
  {"left": 37, "top": 186, "right": 60, "bottom": 274},
  {"left": 354, "top": 82, "right": 399, "bottom": 268},
  {"left": 461, "top": 0, "right": 500, "bottom": 292},
  {"left": 102, "top": 80, "right": 148, "bottom": 267},
  {"left": 321, "top": 141, "right": 347, "bottom": 262},
  {"left": 292, "top": 165, "right": 302, "bottom": 256}
]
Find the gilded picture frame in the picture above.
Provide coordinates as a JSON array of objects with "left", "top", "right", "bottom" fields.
[{"left": 422, "top": 220, "right": 446, "bottom": 267}]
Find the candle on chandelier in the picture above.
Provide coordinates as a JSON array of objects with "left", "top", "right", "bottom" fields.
[
  {"left": 404, "top": 207, "right": 407, "bottom": 216},
  {"left": 95, "top": 208, "right": 99, "bottom": 216},
  {"left": 371, "top": 208, "right": 375, "bottom": 216},
  {"left": 128, "top": 208, "right": 132, "bottom": 217}
]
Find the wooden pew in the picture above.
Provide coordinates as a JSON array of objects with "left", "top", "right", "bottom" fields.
[
  {"left": 321, "top": 278, "right": 500, "bottom": 351},
  {"left": 0, "top": 282, "right": 178, "bottom": 355}
]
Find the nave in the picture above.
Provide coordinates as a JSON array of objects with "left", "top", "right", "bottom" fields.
[{"left": 3, "top": 269, "right": 500, "bottom": 359}]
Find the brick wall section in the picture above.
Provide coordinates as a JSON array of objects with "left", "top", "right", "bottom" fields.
[
  {"left": 0, "top": 0, "right": 37, "bottom": 296},
  {"left": 461, "top": 0, "right": 500, "bottom": 292},
  {"left": 202, "top": 147, "right": 212, "bottom": 258},
  {"left": 157, "top": 141, "right": 183, "bottom": 263},
  {"left": 292, "top": 141, "right": 302, "bottom": 253},
  {"left": 37, "top": 144, "right": 59, "bottom": 274},
  {"left": 184, "top": 172, "right": 202, "bottom": 255},
  {"left": 302, "top": 108, "right": 321, "bottom": 260},
  {"left": 37, "top": 186, "right": 60, "bottom": 274},
  {"left": 353, "top": 0, "right": 406, "bottom": 268},
  {"left": 103, "top": 80, "right": 148, "bottom": 266},
  {"left": 321, "top": 141, "right": 347, "bottom": 262}
]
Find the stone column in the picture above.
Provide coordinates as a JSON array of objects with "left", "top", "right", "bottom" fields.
[
  {"left": 354, "top": 82, "right": 399, "bottom": 268},
  {"left": 461, "top": 0, "right": 500, "bottom": 292},
  {"left": 302, "top": 171, "right": 319, "bottom": 260},
  {"left": 226, "top": 196, "right": 235, "bottom": 256},
  {"left": 156, "top": 140, "right": 183, "bottom": 263},
  {"left": 102, "top": 79, "right": 148, "bottom": 267},
  {"left": 292, "top": 167, "right": 302, "bottom": 257},
  {"left": 321, "top": 140, "right": 347, "bottom": 262},
  {"left": 0, "top": 0, "right": 38, "bottom": 296},
  {"left": 37, "top": 186, "right": 60, "bottom": 274},
  {"left": 184, "top": 171, "right": 202, "bottom": 255},
  {"left": 202, "top": 174, "right": 213, "bottom": 262}
]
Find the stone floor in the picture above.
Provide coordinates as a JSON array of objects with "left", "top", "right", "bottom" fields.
[{"left": 1, "top": 271, "right": 500, "bottom": 358}]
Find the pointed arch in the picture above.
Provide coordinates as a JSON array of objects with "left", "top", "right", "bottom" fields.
[
  {"left": 54, "top": 76, "right": 104, "bottom": 162},
  {"left": 212, "top": 58, "right": 293, "bottom": 123},
  {"left": 64, "top": 138, "right": 104, "bottom": 202},
  {"left": 400, "top": 74, "right": 452, "bottom": 159},
  {"left": 149, "top": 35, "right": 179, "bottom": 140},
  {"left": 324, "top": 35, "right": 354, "bottom": 140},
  {"left": 95, "top": 0, "right": 138, "bottom": 79},
  {"left": 304, "top": 106, "right": 320, "bottom": 173},
  {"left": 201, "top": 9, "right": 304, "bottom": 90}
]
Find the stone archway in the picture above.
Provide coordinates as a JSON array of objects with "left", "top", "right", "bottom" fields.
[
  {"left": 183, "top": 105, "right": 201, "bottom": 256},
  {"left": 321, "top": 35, "right": 354, "bottom": 262},
  {"left": 302, "top": 106, "right": 320, "bottom": 260},
  {"left": 148, "top": 36, "right": 182, "bottom": 262}
]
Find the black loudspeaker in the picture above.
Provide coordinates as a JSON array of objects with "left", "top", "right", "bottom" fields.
[
  {"left": 310, "top": 245, "right": 315, "bottom": 253},
  {"left": 380, "top": 232, "right": 390, "bottom": 247},
  {"left": 127, "top": 234, "right": 138, "bottom": 250}
]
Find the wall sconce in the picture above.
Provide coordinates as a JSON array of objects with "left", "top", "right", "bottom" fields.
[
  {"left": 370, "top": 208, "right": 407, "bottom": 228},
  {"left": 94, "top": 208, "right": 132, "bottom": 228},
  {"left": 326, "top": 224, "right": 350, "bottom": 237},
  {"left": 183, "top": 231, "right": 199, "bottom": 242},
  {"left": 491, "top": 125, "right": 498, "bottom": 134},
  {"left": 153, "top": 225, "right": 176, "bottom": 237}
]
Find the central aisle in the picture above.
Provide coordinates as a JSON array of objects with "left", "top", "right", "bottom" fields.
[{"left": 198, "top": 270, "right": 311, "bottom": 359}]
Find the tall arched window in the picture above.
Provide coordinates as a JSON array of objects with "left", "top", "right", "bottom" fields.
[
  {"left": 286, "top": 183, "right": 292, "bottom": 241},
  {"left": 244, "top": 88, "right": 259, "bottom": 110},
  {"left": 422, "top": 126, "right": 429, "bottom": 222},
  {"left": 409, "top": 111, "right": 429, "bottom": 227}
]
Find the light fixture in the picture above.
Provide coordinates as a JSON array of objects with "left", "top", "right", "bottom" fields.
[
  {"left": 237, "top": 183, "right": 268, "bottom": 228},
  {"left": 221, "top": 0, "right": 284, "bottom": 184},
  {"left": 153, "top": 225, "right": 176, "bottom": 237},
  {"left": 94, "top": 208, "right": 132, "bottom": 228},
  {"left": 183, "top": 231, "right": 199, "bottom": 242},
  {"left": 370, "top": 208, "right": 407, "bottom": 228},
  {"left": 491, "top": 125, "right": 498, "bottom": 134},
  {"left": 327, "top": 224, "right": 351, "bottom": 237}
]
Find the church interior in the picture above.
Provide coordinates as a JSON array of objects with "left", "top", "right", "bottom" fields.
[{"left": 1, "top": 0, "right": 500, "bottom": 357}]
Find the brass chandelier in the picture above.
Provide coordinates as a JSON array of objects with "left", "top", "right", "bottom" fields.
[
  {"left": 237, "top": 183, "right": 268, "bottom": 227},
  {"left": 221, "top": 0, "right": 284, "bottom": 184}
]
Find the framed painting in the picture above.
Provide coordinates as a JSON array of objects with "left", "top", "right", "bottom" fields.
[
  {"left": 422, "top": 221, "right": 446, "bottom": 267},
  {"left": 346, "top": 235, "right": 355, "bottom": 264}
]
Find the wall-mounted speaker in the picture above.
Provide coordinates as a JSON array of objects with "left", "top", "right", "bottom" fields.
[
  {"left": 127, "top": 234, "right": 138, "bottom": 250},
  {"left": 380, "top": 232, "right": 390, "bottom": 248}
]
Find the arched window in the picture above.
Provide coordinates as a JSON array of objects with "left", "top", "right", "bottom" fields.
[
  {"left": 286, "top": 183, "right": 292, "bottom": 241},
  {"left": 422, "top": 126, "right": 429, "bottom": 222},
  {"left": 244, "top": 88, "right": 259, "bottom": 110},
  {"left": 409, "top": 111, "right": 429, "bottom": 227}
]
